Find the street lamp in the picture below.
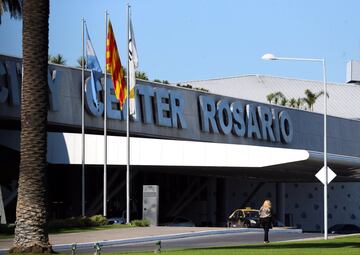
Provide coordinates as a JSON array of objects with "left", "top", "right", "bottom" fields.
[{"left": 262, "top": 53, "right": 329, "bottom": 240}]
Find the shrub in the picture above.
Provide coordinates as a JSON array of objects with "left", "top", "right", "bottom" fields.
[
  {"left": 89, "top": 215, "right": 107, "bottom": 226},
  {"left": 130, "top": 219, "right": 150, "bottom": 227},
  {"left": 48, "top": 215, "right": 107, "bottom": 229},
  {"left": 0, "top": 224, "right": 15, "bottom": 235},
  {"left": 48, "top": 217, "right": 90, "bottom": 229}
]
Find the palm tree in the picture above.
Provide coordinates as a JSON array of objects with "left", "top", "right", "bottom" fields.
[
  {"left": 266, "top": 92, "right": 287, "bottom": 105},
  {"left": 76, "top": 56, "right": 86, "bottom": 68},
  {"left": 266, "top": 93, "right": 275, "bottom": 104},
  {"left": 295, "top": 97, "right": 303, "bottom": 109},
  {"left": 288, "top": 98, "right": 297, "bottom": 108},
  {"left": 279, "top": 96, "right": 288, "bottom": 106},
  {"left": 303, "top": 89, "right": 325, "bottom": 111},
  {"left": 49, "top": 53, "right": 66, "bottom": 65},
  {"left": 135, "top": 71, "right": 148, "bottom": 80},
  {"left": 0, "top": 0, "right": 22, "bottom": 24},
  {"left": 273, "top": 91, "right": 285, "bottom": 105},
  {"left": 287, "top": 97, "right": 304, "bottom": 109},
  {"left": 153, "top": 79, "right": 170, "bottom": 84},
  {"left": 10, "top": 0, "right": 52, "bottom": 253}
]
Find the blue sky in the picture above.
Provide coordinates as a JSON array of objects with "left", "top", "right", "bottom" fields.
[{"left": 1, "top": 0, "right": 360, "bottom": 84}]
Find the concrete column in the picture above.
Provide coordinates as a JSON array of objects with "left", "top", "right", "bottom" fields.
[
  {"left": 207, "top": 177, "right": 217, "bottom": 226},
  {"left": 216, "top": 178, "right": 227, "bottom": 226},
  {"left": 276, "top": 182, "right": 286, "bottom": 226}
]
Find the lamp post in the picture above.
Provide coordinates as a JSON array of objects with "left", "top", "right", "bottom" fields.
[{"left": 262, "top": 53, "right": 328, "bottom": 240}]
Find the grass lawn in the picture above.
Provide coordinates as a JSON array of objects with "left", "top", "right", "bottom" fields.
[{"left": 113, "top": 235, "right": 360, "bottom": 255}]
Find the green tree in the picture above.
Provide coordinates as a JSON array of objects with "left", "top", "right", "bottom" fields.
[
  {"left": 266, "top": 93, "right": 275, "bottom": 103},
  {"left": 76, "top": 56, "right": 86, "bottom": 68},
  {"left": 9, "top": 0, "right": 52, "bottom": 253},
  {"left": 153, "top": 79, "right": 170, "bottom": 84},
  {"left": 135, "top": 71, "right": 148, "bottom": 80},
  {"left": 288, "top": 98, "right": 297, "bottom": 108},
  {"left": 49, "top": 53, "right": 66, "bottom": 65},
  {"left": 0, "top": 0, "right": 22, "bottom": 24},
  {"left": 287, "top": 98, "right": 303, "bottom": 109},
  {"left": 295, "top": 97, "right": 303, "bottom": 109},
  {"left": 302, "top": 89, "right": 325, "bottom": 111},
  {"left": 273, "top": 91, "right": 285, "bottom": 105},
  {"left": 279, "top": 96, "right": 287, "bottom": 106},
  {"left": 266, "top": 91, "right": 289, "bottom": 105}
]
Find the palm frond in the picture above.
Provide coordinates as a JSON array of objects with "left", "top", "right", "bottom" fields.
[{"left": 0, "top": 0, "right": 22, "bottom": 24}]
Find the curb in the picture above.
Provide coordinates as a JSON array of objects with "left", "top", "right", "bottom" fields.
[
  {"left": 52, "top": 228, "right": 302, "bottom": 252},
  {"left": 277, "top": 232, "right": 360, "bottom": 243}
]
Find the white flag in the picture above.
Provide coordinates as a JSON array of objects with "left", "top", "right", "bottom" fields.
[{"left": 128, "top": 19, "right": 138, "bottom": 117}]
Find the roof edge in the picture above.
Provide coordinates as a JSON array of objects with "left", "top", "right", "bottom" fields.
[{"left": 179, "top": 74, "right": 347, "bottom": 87}]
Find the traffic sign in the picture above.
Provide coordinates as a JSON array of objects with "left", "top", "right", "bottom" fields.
[{"left": 315, "top": 166, "right": 336, "bottom": 185}]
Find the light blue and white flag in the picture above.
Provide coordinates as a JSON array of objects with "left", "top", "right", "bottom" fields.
[
  {"left": 86, "top": 25, "right": 102, "bottom": 73},
  {"left": 85, "top": 24, "right": 101, "bottom": 108}
]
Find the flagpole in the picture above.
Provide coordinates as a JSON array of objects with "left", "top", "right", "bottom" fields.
[
  {"left": 126, "top": 4, "right": 131, "bottom": 225},
  {"left": 81, "top": 17, "right": 86, "bottom": 217},
  {"left": 104, "top": 11, "right": 108, "bottom": 218}
]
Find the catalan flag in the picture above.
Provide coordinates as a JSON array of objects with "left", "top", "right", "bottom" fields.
[{"left": 106, "top": 20, "right": 127, "bottom": 109}]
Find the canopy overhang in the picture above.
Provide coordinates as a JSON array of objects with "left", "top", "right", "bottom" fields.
[{"left": 1, "top": 130, "right": 359, "bottom": 181}]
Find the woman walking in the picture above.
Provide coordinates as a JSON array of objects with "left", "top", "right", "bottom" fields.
[{"left": 259, "top": 200, "right": 272, "bottom": 243}]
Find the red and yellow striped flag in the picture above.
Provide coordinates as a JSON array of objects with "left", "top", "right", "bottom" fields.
[{"left": 106, "top": 20, "right": 127, "bottom": 109}]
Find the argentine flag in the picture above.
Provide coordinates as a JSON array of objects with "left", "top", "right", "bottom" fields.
[
  {"left": 85, "top": 24, "right": 101, "bottom": 108},
  {"left": 86, "top": 25, "right": 102, "bottom": 72}
]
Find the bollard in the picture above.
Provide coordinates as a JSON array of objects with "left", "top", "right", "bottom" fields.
[
  {"left": 154, "top": 240, "right": 162, "bottom": 253},
  {"left": 71, "top": 243, "right": 77, "bottom": 255},
  {"left": 94, "top": 242, "right": 101, "bottom": 255}
]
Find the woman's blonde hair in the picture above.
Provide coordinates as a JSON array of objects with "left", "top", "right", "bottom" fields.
[{"left": 262, "top": 200, "right": 272, "bottom": 209}]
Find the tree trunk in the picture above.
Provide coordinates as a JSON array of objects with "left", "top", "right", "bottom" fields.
[{"left": 10, "top": 0, "right": 52, "bottom": 253}]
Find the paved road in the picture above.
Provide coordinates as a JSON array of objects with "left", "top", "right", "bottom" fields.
[
  {"left": 0, "top": 226, "right": 217, "bottom": 250},
  {"left": 1, "top": 227, "right": 329, "bottom": 254},
  {"left": 68, "top": 231, "right": 324, "bottom": 254}
]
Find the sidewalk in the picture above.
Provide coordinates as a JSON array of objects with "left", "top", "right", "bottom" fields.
[{"left": 0, "top": 226, "right": 302, "bottom": 253}]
